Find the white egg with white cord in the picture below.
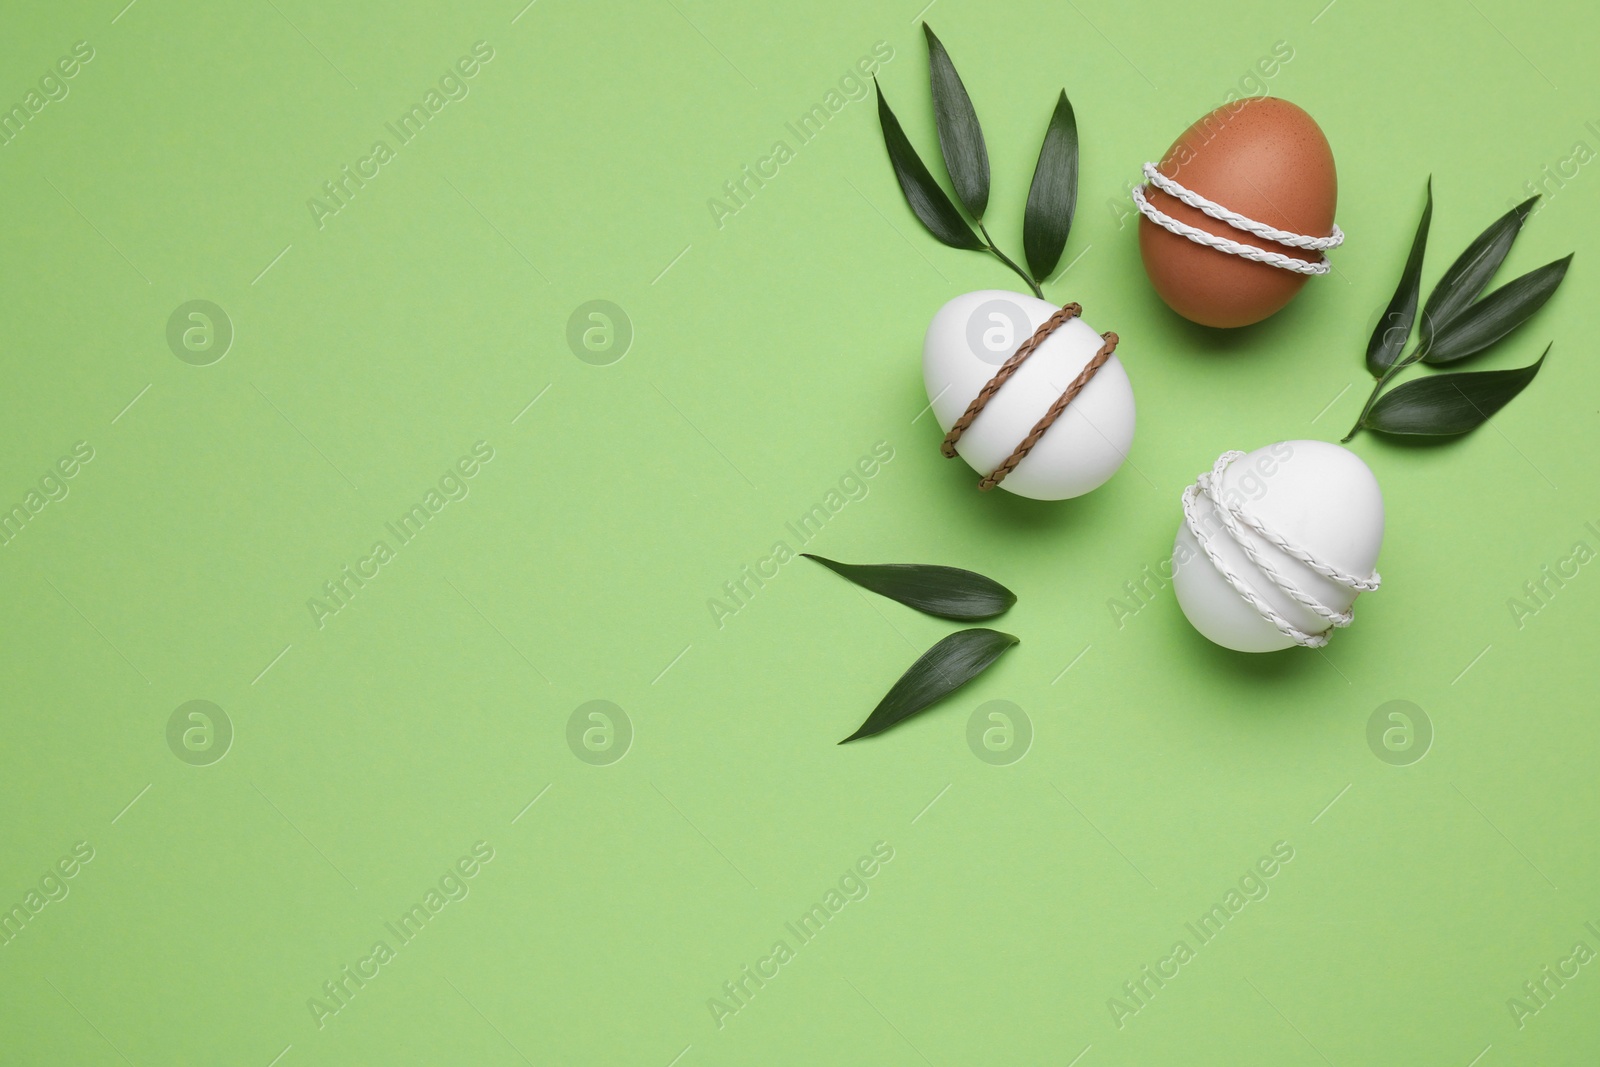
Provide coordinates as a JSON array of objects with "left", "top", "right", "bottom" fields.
[
  {"left": 923, "top": 290, "right": 1135, "bottom": 500},
  {"left": 1172, "top": 440, "right": 1384, "bottom": 652}
]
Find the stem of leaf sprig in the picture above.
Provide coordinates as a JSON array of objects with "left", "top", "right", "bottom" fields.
[
  {"left": 1343, "top": 348, "right": 1417, "bottom": 442},
  {"left": 1342, "top": 185, "right": 1571, "bottom": 441},
  {"left": 979, "top": 222, "right": 1044, "bottom": 297},
  {"left": 873, "top": 26, "right": 1078, "bottom": 301}
]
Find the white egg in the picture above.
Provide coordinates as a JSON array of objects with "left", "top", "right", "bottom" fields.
[
  {"left": 1172, "top": 440, "right": 1384, "bottom": 652},
  {"left": 923, "top": 290, "right": 1136, "bottom": 500}
]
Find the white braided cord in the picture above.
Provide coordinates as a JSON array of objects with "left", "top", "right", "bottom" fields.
[
  {"left": 1181, "top": 451, "right": 1380, "bottom": 648},
  {"left": 1132, "top": 163, "right": 1343, "bottom": 276},
  {"left": 1142, "top": 164, "right": 1344, "bottom": 250}
]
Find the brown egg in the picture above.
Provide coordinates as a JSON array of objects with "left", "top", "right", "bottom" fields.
[{"left": 1137, "top": 97, "right": 1338, "bottom": 328}]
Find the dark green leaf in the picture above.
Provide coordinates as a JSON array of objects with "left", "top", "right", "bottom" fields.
[
  {"left": 803, "top": 554, "right": 1015, "bottom": 620},
  {"left": 1417, "top": 196, "right": 1538, "bottom": 352},
  {"left": 1022, "top": 91, "right": 1079, "bottom": 283},
  {"left": 1422, "top": 255, "right": 1572, "bottom": 364},
  {"left": 841, "top": 628, "right": 1019, "bottom": 744},
  {"left": 874, "top": 80, "right": 984, "bottom": 252},
  {"left": 1363, "top": 346, "right": 1548, "bottom": 436},
  {"left": 923, "top": 23, "right": 989, "bottom": 219},
  {"left": 1366, "top": 178, "right": 1432, "bottom": 377}
]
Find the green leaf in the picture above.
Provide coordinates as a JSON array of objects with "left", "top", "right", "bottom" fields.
[
  {"left": 1366, "top": 178, "right": 1432, "bottom": 377},
  {"left": 1417, "top": 196, "right": 1538, "bottom": 352},
  {"left": 922, "top": 23, "right": 989, "bottom": 219},
  {"left": 1422, "top": 255, "right": 1572, "bottom": 365},
  {"left": 1022, "top": 90, "right": 1079, "bottom": 283},
  {"left": 803, "top": 554, "right": 1016, "bottom": 620},
  {"left": 1363, "top": 346, "right": 1548, "bottom": 436},
  {"left": 873, "top": 80, "right": 984, "bottom": 252},
  {"left": 840, "top": 628, "right": 1019, "bottom": 744}
]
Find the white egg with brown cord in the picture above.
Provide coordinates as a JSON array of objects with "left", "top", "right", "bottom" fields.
[{"left": 922, "top": 290, "right": 1136, "bottom": 500}]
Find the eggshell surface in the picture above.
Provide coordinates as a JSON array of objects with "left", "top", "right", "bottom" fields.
[
  {"left": 1138, "top": 97, "right": 1337, "bottom": 328},
  {"left": 1172, "top": 440, "right": 1382, "bottom": 652},
  {"left": 923, "top": 290, "right": 1135, "bottom": 500}
]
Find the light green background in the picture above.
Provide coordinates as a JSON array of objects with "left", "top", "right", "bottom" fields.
[{"left": 3, "top": 0, "right": 1597, "bottom": 1063}]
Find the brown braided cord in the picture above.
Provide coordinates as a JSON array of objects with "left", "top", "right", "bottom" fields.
[
  {"left": 940, "top": 303, "right": 1081, "bottom": 458},
  {"left": 978, "top": 331, "right": 1120, "bottom": 492}
]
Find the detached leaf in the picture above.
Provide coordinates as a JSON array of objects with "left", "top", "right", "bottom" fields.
[
  {"left": 1022, "top": 91, "right": 1079, "bottom": 283},
  {"left": 1367, "top": 178, "right": 1432, "bottom": 377},
  {"left": 1418, "top": 196, "right": 1538, "bottom": 352},
  {"left": 923, "top": 23, "right": 989, "bottom": 219},
  {"left": 841, "top": 628, "right": 1018, "bottom": 744},
  {"left": 1422, "top": 255, "right": 1572, "bottom": 365},
  {"left": 874, "top": 80, "right": 984, "bottom": 251},
  {"left": 803, "top": 554, "right": 1015, "bottom": 620},
  {"left": 1363, "top": 346, "right": 1548, "bottom": 436}
]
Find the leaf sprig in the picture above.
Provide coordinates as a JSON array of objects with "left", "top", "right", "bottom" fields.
[
  {"left": 874, "top": 24, "right": 1079, "bottom": 298},
  {"left": 804, "top": 554, "right": 1019, "bottom": 743},
  {"left": 1344, "top": 182, "right": 1572, "bottom": 441}
]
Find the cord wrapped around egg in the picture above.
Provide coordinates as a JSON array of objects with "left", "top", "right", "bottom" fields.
[
  {"left": 1134, "top": 97, "right": 1344, "bottom": 328},
  {"left": 923, "top": 291, "right": 1135, "bottom": 500}
]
